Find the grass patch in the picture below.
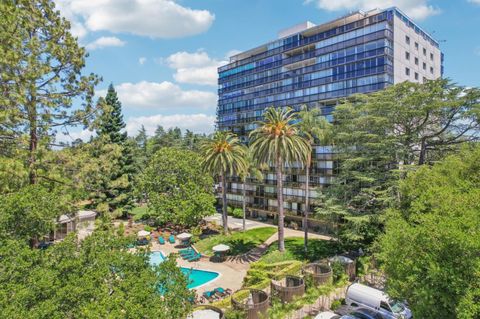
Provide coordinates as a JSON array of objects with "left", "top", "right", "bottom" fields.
[
  {"left": 264, "top": 237, "right": 339, "bottom": 262},
  {"left": 194, "top": 227, "right": 276, "bottom": 256},
  {"left": 130, "top": 206, "right": 149, "bottom": 221}
]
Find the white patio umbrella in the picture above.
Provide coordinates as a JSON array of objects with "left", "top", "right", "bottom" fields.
[
  {"left": 177, "top": 232, "right": 193, "bottom": 240},
  {"left": 137, "top": 230, "right": 150, "bottom": 237},
  {"left": 212, "top": 244, "right": 230, "bottom": 253},
  {"left": 188, "top": 309, "right": 222, "bottom": 319}
]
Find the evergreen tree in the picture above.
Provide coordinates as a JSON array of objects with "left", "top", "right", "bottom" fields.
[
  {"left": 97, "top": 84, "right": 127, "bottom": 144},
  {"left": 92, "top": 85, "right": 135, "bottom": 217}
]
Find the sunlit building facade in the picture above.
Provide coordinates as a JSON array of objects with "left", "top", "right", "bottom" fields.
[{"left": 216, "top": 7, "right": 442, "bottom": 228}]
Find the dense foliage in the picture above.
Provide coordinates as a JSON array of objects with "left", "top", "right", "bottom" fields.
[
  {"left": 0, "top": 185, "right": 70, "bottom": 244},
  {"left": 0, "top": 0, "right": 100, "bottom": 185},
  {"left": 141, "top": 147, "right": 216, "bottom": 226},
  {"left": 91, "top": 86, "right": 136, "bottom": 216},
  {"left": 0, "top": 231, "right": 193, "bottom": 318},
  {"left": 320, "top": 79, "right": 480, "bottom": 247},
  {"left": 379, "top": 145, "right": 480, "bottom": 319}
]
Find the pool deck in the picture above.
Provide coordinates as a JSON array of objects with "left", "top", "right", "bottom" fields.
[
  {"left": 151, "top": 240, "right": 249, "bottom": 295},
  {"left": 150, "top": 224, "right": 332, "bottom": 297}
]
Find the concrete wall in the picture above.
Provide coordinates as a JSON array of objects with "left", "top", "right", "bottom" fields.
[{"left": 392, "top": 15, "right": 442, "bottom": 84}]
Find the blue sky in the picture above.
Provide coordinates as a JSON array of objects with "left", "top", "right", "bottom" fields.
[{"left": 56, "top": 0, "right": 480, "bottom": 141}]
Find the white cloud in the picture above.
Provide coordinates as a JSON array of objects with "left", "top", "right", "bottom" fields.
[
  {"left": 85, "top": 36, "right": 126, "bottom": 50},
  {"left": 139, "top": 57, "right": 147, "bottom": 65},
  {"left": 307, "top": 0, "right": 440, "bottom": 20},
  {"left": 126, "top": 113, "right": 215, "bottom": 135},
  {"left": 469, "top": 0, "right": 480, "bottom": 4},
  {"left": 165, "top": 50, "right": 227, "bottom": 86},
  {"left": 56, "top": 129, "right": 95, "bottom": 143},
  {"left": 57, "top": 0, "right": 215, "bottom": 38},
  {"left": 98, "top": 81, "right": 217, "bottom": 110}
]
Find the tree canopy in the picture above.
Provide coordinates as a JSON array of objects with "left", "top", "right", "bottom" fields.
[
  {"left": 141, "top": 147, "right": 216, "bottom": 226},
  {"left": 379, "top": 145, "right": 480, "bottom": 319},
  {"left": 0, "top": 0, "right": 100, "bottom": 184},
  {"left": 0, "top": 231, "right": 193, "bottom": 318}
]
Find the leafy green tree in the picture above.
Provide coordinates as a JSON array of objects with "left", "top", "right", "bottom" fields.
[
  {"left": 326, "top": 79, "right": 480, "bottom": 246},
  {"left": 142, "top": 147, "right": 216, "bottom": 226},
  {"left": 0, "top": 184, "right": 70, "bottom": 245},
  {"left": 249, "top": 107, "right": 311, "bottom": 251},
  {"left": 378, "top": 145, "right": 480, "bottom": 319},
  {"left": 0, "top": 231, "right": 193, "bottom": 318},
  {"left": 201, "top": 131, "right": 248, "bottom": 233},
  {"left": 298, "top": 105, "right": 332, "bottom": 254},
  {"left": 0, "top": 0, "right": 100, "bottom": 184}
]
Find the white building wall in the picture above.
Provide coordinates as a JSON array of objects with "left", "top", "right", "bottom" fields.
[{"left": 392, "top": 15, "right": 442, "bottom": 84}]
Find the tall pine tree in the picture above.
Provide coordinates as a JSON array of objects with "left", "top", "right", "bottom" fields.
[{"left": 93, "top": 84, "right": 135, "bottom": 217}]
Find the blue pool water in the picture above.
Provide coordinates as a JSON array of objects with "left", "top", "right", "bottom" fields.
[{"left": 149, "top": 251, "right": 219, "bottom": 289}]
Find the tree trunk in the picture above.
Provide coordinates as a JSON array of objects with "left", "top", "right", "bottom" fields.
[
  {"left": 418, "top": 138, "right": 427, "bottom": 165},
  {"left": 276, "top": 152, "right": 285, "bottom": 252},
  {"left": 303, "top": 152, "right": 311, "bottom": 255},
  {"left": 242, "top": 178, "right": 246, "bottom": 232},
  {"left": 28, "top": 101, "right": 37, "bottom": 184},
  {"left": 221, "top": 173, "right": 228, "bottom": 234}
]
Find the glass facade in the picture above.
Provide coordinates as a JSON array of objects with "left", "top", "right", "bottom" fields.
[{"left": 216, "top": 8, "right": 440, "bottom": 224}]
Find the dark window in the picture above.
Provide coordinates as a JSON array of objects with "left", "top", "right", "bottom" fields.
[
  {"left": 423, "top": 48, "right": 427, "bottom": 55},
  {"left": 415, "top": 72, "right": 419, "bottom": 80},
  {"left": 405, "top": 67, "right": 410, "bottom": 76},
  {"left": 423, "top": 62, "right": 426, "bottom": 70},
  {"left": 405, "top": 35, "right": 410, "bottom": 44},
  {"left": 415, "top": 57, "right": 419, "bottom": 65},
  {"left": 430, "top": 53, "right": 434, "bottom": 61},
  {"left": 405, "top": 51, "right": 410, "bottom": 60},
  {"left": 430, "top": 66, "right": 434, "bottom": 74},
  {"left": 380, "top": 301, "right": 392, "bottom": 312},
  {"left": 415, "top": 42, "right": 419, "bottom": 50}
]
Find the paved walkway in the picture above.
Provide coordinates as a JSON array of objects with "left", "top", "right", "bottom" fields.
[
  {"left": 151, "top": 216, "right": 333, "bottom": 296},
  {"left": 204, "top": 213, "right": 272, "bottom": 231}
]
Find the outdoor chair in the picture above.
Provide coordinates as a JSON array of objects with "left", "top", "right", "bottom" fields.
[
  {"left": 187, "top": 253, "right": 201, "bottom": 262},
  {"left": 214, "top": 287, "right": 228, "bottom": 297},
  {"left": 202, "top": 290, "right": 218, "bottom": 302},
  {"left": 169, "top": 235, "right": 175, "bottom": 244},
  {"left": 158, "top": 237, "right": 165, "bottom": 245}
]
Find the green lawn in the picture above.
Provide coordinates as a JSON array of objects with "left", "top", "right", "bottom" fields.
[
  {"left": 194, "top": 227, "right": 277, "bottom": 256},
  {"left": 130, "top": 206, "right": 149, "bottom": 221},
  {"left": 264, "top": 237, "right": 338, "bottom": 262}
]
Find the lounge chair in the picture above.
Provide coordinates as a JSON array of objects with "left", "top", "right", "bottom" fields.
[
  {"left": 187, "top": 253, "right": 201, "bottom": 262},
  {"left": 214, "top": 287, "right": 227, "bottom": 297},
  {"left": 181, "top": 251, "right": 196, "bottom": 258},
  {"left": 179, "top": 247, "right": 193, "bottom": 254},
  {"left": 158, "top": 237, "right": 165, "bottom": 245},
  {"left": 169, "top": 235, "right": 175, "bottom": 244},
  {"left": 202, "top": 290, "right": 217, "bottom": 301}
]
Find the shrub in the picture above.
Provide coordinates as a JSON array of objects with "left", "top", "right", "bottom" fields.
[
  {"left": 117, "top": 222, "right": 125, "bottom": 236},
  {"left": 232, "top": 208, "right": 243, "bottom": 219},
  {"left": 144, "top": 225, "right": 152, "bottom": 232},
  {"left": 331, "top": 299, "right": 342, "bottom": 310},
  {"left": 227, "top": 206, "right": 234, "bottom": 215}
]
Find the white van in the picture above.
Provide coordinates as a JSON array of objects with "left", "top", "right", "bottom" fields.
[{"left": 345, "top": 283, "right": 412, "bottom": 319}]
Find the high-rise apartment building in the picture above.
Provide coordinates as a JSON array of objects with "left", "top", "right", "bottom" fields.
[{"left": 216, "top": 7, "right": 443, "bottom": 228}]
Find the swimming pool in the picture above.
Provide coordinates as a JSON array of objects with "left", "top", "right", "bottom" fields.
[{"left": 149, "top": 251, "right": 219, "bottom": 289}]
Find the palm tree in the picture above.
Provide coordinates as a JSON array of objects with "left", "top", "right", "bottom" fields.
[
  {"left": 298, "top": 105, "right": 332, "bottom": 255},
  {"left": 249, "top": 107, "right": 311, "bottom": 251},
  {"left": 201, "top": 131, "right": 248, "bottom": 233},
  {"left": 238, "top": 152, "right": 264, "bottom": 231}
]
